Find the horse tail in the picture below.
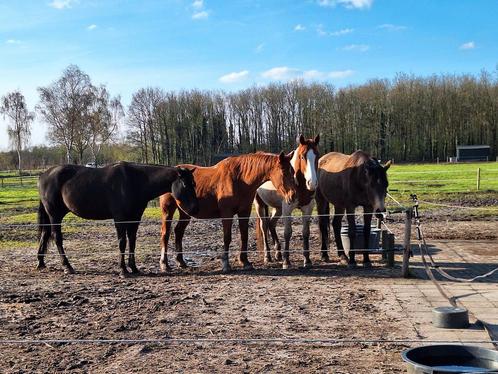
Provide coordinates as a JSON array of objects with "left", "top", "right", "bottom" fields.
[
  {"left": 38, "top": 201, "right": 52, "bottom": 240},
  {"left": 254, "top": 195, "right": 268, "bottom": 254}
]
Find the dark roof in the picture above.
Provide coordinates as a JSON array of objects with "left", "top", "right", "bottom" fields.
[{"left": 456, "top": 145, "right": 490, "bottom": 150}]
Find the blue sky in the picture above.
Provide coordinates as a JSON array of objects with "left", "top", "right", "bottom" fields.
[{"left": 1, "top": 0, "right": 497, "bottom": 149}]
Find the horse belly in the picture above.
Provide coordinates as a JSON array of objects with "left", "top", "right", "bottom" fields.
[
  {"left": 257, "top": 182, "right": 283, "bottom": 209},
  {"left": 62, "top": 185, "right": 112, "bottom": 220}
]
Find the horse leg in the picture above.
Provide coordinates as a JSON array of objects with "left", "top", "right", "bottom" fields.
[
  {"left": 316, "top": 189, "right": 331, "bottom": 262},
  {"left": 255, "top": 200, "right": 272, "bottom": 264},
  {"left": 332, "top": 207, "right": 348, "bottom": 265},
  {"left": 238, "top": 210, "right": 253, "bottom": 270},
  {"left": 174, "top": 211, "right": 191, "bottom": 269},
  {"left": 346, "top": 207, "right": 357, "bottom": 268},
  {"left": 115, "top": 223, "right": 128, "bottom": 277},
  {"left": 221, "top": 216, "right": 233, "bottom": 274},
  {"left": 270, "top": 207, "right": 282, "bottom": 261},
  {"left": 362, "top": 206, "right": 373, "bottom": 268},
  {"left": 281, "top": 203, "right": 293, "bottom": 269},
  {"left": 301, "top": 201, "right": 314, "bottom": 269},
  {"left": 160, "top": 205, "right": 175, "bottom": 272},
  {"left": 126, "top": 222, "right": 141, "bottom": 274},
  {"left": 37, "top": 227, "right": 51, "bottom": 270},
  {"left": 51, "top": 217, "right": 74, "bottom": 274}
]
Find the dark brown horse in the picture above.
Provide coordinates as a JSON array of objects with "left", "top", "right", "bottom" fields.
[
  {"left": 159, "top": 152, "right": 297, "bottom": 273},
  {"left": 316, "top": 151, "right": 391, "bottom": 267},
  {"left": 37, "top": 162, "right": 199, "bottom": 276}
]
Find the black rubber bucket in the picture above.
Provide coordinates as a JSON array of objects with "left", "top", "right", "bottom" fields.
[{"left": 402, "top": 344, "right": 498, "bottom": 373}]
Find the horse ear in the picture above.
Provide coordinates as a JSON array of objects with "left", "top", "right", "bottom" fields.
[
  {"left": 278, "top": 151, "right": 286, "bottom": 163},
  {"left": 314, "top": 134, "right": 320, "bottom": 145},
  {"left": 384, "top": 160, "right": 392, "bottom": 170},
  {"left": 297, "top": 134, "right": 306, "bottom": 145}
]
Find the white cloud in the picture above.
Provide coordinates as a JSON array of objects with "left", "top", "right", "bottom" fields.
[
  {"left": 261, "top": 66, "right": 300, "bottom": 80},
  {"left": 330, "top": 28, "right": 354, "bottom": 36},
  {"left": 262, "top": 67, "right": 355, "bottom": 81},
  {"left": 317, "top": 25, "right": 353, "bottom": 37},
  {"left": 255, "top": 43, "right": 265, "bottom": 53},
  {"left": 49, "top": 0, "right": 75, "bottom": 9},
  {"left": 87, "top": 24, "right": 97, "bottom": 31},
  {"left": 377, "top": 23, "right": 406, "bottom": 31},
  {"left": 459, "top": 41, "right": 475, "bottom": 50},
  {"left": 342, "top": 44, "right": 370, "bottom": 52},
  {"left": 6, "top": 39, "right": 22, "bottom": 44},
  {"left": 318, "top": 0, "right": 373, "bottom": 9},
  {"left": 294, "top": 24, "right": 306, "bottom": 31},
  {"left": 192, "top": 10, "right": 209, "bottom": 19},
  {"left": 219, "top": 70, "right": 249, "bottom": 83},
  {"left": 327, "top": 69, "right": 354, "bottom": 78},
  {"left": 192, "top": 0, "right": 204, "bottom": 9},
  {"left": 191, "top": 0, "right": 209, "bottom": 20}
]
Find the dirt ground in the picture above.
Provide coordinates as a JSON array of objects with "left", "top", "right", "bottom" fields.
[{"left": 0, "top": 217, "right": 495, "bottom": 373}]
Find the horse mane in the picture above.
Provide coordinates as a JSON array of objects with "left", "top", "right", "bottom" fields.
[
  {"left": 345, "top": 150, "right": 372, "bottom": 168},
  {"left": 217, "top": 152, "right": 278, "bottom": 179}
]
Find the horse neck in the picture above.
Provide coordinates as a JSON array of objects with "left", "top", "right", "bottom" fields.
[
  {"left": 142, "top": 166, "right": 177, "bottom": 201},
  {"left": 238, "top": 154, "right": 278, "bottom": 188}
]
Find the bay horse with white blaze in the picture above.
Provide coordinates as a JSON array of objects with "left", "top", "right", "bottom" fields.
[
  {"left": 159, "top": 152, "right": 297, "bottom": 273},
  {"left": 254, "top": 135, "right": 320, "bottom": 269},
  {"left": 316, "top": 150, "right": 391, "bottom": 268},
  {"left": 37, "top": 162, "right": 199, "bottom": 276}
]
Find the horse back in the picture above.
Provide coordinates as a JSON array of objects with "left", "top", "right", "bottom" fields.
[{"left": 317, "top": 152, "right": 361, "bottom": 207}]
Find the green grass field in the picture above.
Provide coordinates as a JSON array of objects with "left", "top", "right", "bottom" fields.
[{"left": 0, "top": 162, "right": 497, "bottom": 226}]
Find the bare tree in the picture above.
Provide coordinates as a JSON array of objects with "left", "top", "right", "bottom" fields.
[
  {"left": 0, "top": 91, "right": 34, "bottom": 174},
  {"left": 88, "top": 86, "right": 123, "bottom": 164},
  {"left": 37, "top": 65, "right": 94, "bottom": 163}
]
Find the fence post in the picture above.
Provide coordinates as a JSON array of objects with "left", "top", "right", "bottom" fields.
[
  {"left": 402, "top": 208, "right": 412, "bottom": 278},
  {"left": 476, "top": 167, "right": 480, "bottom": 191},
  {"left": 386, "top": 233, "right": 395, "bottom": 268}
]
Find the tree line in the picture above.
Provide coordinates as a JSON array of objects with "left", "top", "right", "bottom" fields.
[{"left": 1, "top": 65, "right": 497, "bottom": 172}]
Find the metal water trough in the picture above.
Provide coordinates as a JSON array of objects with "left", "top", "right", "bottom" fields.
[
  {"left": 402, "top": 344, "right": 498, "bottom": 373},
  {"left": 340, "top": 225, "right": 381, "bottom": 252}
]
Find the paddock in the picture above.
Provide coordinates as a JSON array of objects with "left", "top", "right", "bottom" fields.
[{"left": 0, "top": 204, "right": 497, "bottom": 373}]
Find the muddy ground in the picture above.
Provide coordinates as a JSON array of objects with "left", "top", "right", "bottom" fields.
[{"left": 0, "top": 216, "right": 496, "bottom": 373}]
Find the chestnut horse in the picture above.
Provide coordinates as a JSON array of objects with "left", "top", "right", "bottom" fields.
[
  {"left": 159, "top": 152, "right": 297, "bottom": 273},
  {"left": 316, "top": 150, "right": 391, "bottom": 268},
  {"left": 254, "top": 135, "right": 320, "bottom": 269},
  {"left": 37, "top": 162, "right": 199, "bottom": 276}
]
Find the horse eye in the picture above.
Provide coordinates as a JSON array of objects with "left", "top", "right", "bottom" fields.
[{"left": 301, "top": 155, "right": 305, "bottom": 160}]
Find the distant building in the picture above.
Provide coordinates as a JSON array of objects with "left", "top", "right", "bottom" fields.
[{"left": 456, "top": 145, "right": 490, "bottom": 162}]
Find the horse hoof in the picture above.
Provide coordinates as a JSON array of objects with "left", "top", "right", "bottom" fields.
[
  {"left": 64, "top": 267, "right": 75, "bottom": 275},
  {"left": 243, "top": 262, "right": 254, "bottom": 271},
  {"left": 347, "top": 262, "right": 357, "bottom": 269},
  {"left": 363, "top": 262, "right": 372, "bottom": 269},
  {"left": 303, "top": 261, "right": 312, "bottom": 269},
  {"left": 36, "top": 264, "right": 46, "bottom": 271},
  {"left": 177, "top": 260, "right": 188, "bottom": 269},
  {"left": 282, "top": 261, "right": 291, "bottom": 270},
  {"left": 160, "top": 264, "right": 172, "bottom": 273},
  {"left": 119, "top": 269, "right": 130, "bottom": 278},
  {"left": 321, "top": 255, "right": 331, "bottom": 263},
  {"left": 130, "top": 268, "right": 141, "bottom": 275},
  {"left": 221, "top": 266, "right": 232, "bottom": 274},
  {"left": 339, "top": 255, "right": 349, "bottom": 265}
]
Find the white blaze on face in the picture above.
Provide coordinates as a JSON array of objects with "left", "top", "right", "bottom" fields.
[
  {"left": 305, "top": 149, "right": 317, "bottom": 191},
  {"left": 290, "top": 150, "right": 299, "bottom": 184}
]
